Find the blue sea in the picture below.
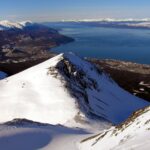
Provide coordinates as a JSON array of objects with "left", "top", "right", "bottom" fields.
[{"left": 46, "top": 22, "right": 150, "bottom": 64}]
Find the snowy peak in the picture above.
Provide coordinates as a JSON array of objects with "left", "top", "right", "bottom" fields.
[
  {"left": 49, "top": 53, "right": 149, "bottom": 124},
  {"left": 19, "top": 21, "right": 33, "bottom": 27},
  {"left": 0, "top": 20, "right": 33, "bottom": 30},
  {"left": 0, "top": 20, "right": 22, "bottom": 29},
  {"left": 80, "top": 106, "right": 150, "bottom": 150},
  {"left": 0, "top": 53, "right": 149, "bottom": 127},
  {"left": 48, "top": 53, "right": 102, "bottom": 116}
]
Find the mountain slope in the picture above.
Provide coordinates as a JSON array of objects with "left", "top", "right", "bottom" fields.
[
  {"left": 80, "top": 106, "right": 150, "bottom": 150},
  {"left": 0, "top": 53, "right": 149, "bottom": 126}
]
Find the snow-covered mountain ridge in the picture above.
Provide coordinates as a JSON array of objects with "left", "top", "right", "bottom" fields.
[
  {"left": 62, "top": 18, "right": 150, "bottom": 22},
  {"left": 0, "top": 20, "right": 33, "bottom": 30},
  {"left": 80, "top": 106, "right": 150, "bottom": 150},
  {"left": 0, "top": 53, "right": 149, "bottom": 127},
  {"left": 61, "top": 18, "right": 150, "bottom": 29}
]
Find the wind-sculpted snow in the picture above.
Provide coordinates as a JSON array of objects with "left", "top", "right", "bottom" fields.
[
  {"left": 80, "top": 106, "right": 150, "bottom": 150},
  {"left": 0, "top": 119, "right": 89, "bottom": 150},
  {"left": 0, "top": 53, "right": 149, "bottom": 127}
]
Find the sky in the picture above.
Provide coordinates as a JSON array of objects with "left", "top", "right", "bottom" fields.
[{"left": 0, "top": 0, "right": 150, "bottom": 22}]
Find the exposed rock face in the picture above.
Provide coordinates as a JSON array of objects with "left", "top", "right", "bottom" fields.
[
  {"left": 48, "top": 56, "right": 101, "bottom": 115},
  {"left": 3, "top": 118, "right": 49, "bottom": 127}
]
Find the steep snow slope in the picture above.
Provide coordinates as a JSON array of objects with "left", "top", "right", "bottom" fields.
[
  {"left": 0, "top": 20, "right": 32, "bottom": 30},
  {"left": 0, "top": 53, "right": 149, "bottom": 126},
  {"left": 80, "top": 106, "right": 150, "bottom": 150}
]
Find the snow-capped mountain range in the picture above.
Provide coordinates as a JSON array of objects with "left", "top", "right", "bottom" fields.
[
  {"left": 2, "top": 19, "right": 150, "bottom": 30},
  {"left": 0, "top": 53, "right": 148, "bottom": 126},
  {"left": 0, "top": 20, "right": 33, "bottom": 30},
  {"left": 61, "top": 18, "right": 150, "bottom": 29},
  {"left": 62, "top": 18, "right": 150, "bottom": 22}
]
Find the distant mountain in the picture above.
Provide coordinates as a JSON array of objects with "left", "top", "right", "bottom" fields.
[
  {"left": 0, "top": 53, "right": 148, "bottom": 127},
  {"left": 80, "top": 106, "right": 150, "bottom": 150},
  {"left": 0, "top": 20, "right": 74, "bottom": 63},
  {"left": 62, "top": 18, "right": 150, "bottom": 22},
  {"left": 0, "top": 20, "right": 33, "bottom": 30},
  {"left": 61, "top": 18, "right": 150, "bottom": 29}
]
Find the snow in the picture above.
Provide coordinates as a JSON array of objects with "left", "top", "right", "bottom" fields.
[
  {"left": 0, "top": 53, "right": 149, "bottom": 150},
  {"left": 139, "top": 88, "right": 145, "bottom": 91},
  {"left": 0, "top": 106, "right": 149, "bottom": 150},
  {"left": 62, "top": 18, "right": 150, "bottom": 22},
  {"left": 0, "top": 118, "right": 108, "bottom": 150},
  {"left": 126, "top": 22, "right": 150, "bottom": 28},
  {"left": 0, "top": 121, "right": 88, "bottom": 150},
  {"left": 57, "top": 53, "right": 149, "bottom": 124},
  {"left": 19, "top": 21, "right": 33, "bottom": 26},
  {"left": 0, "top": 53, "right": 149, "bottom": 127},
  {"left": 0, "top": 55, "right": 78, "bottom": 125},
  {"left": 62, "top": 18, "right": 150, "bottom": 29},
  {"left": 0, "top": 20, "right": 32, "bottom": 30},
  {"left": 80, "top": 106, "right": 150, "bottom": 150},
  {"left": 0, "top": 20, "right": 23, "bottom": 30}
]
